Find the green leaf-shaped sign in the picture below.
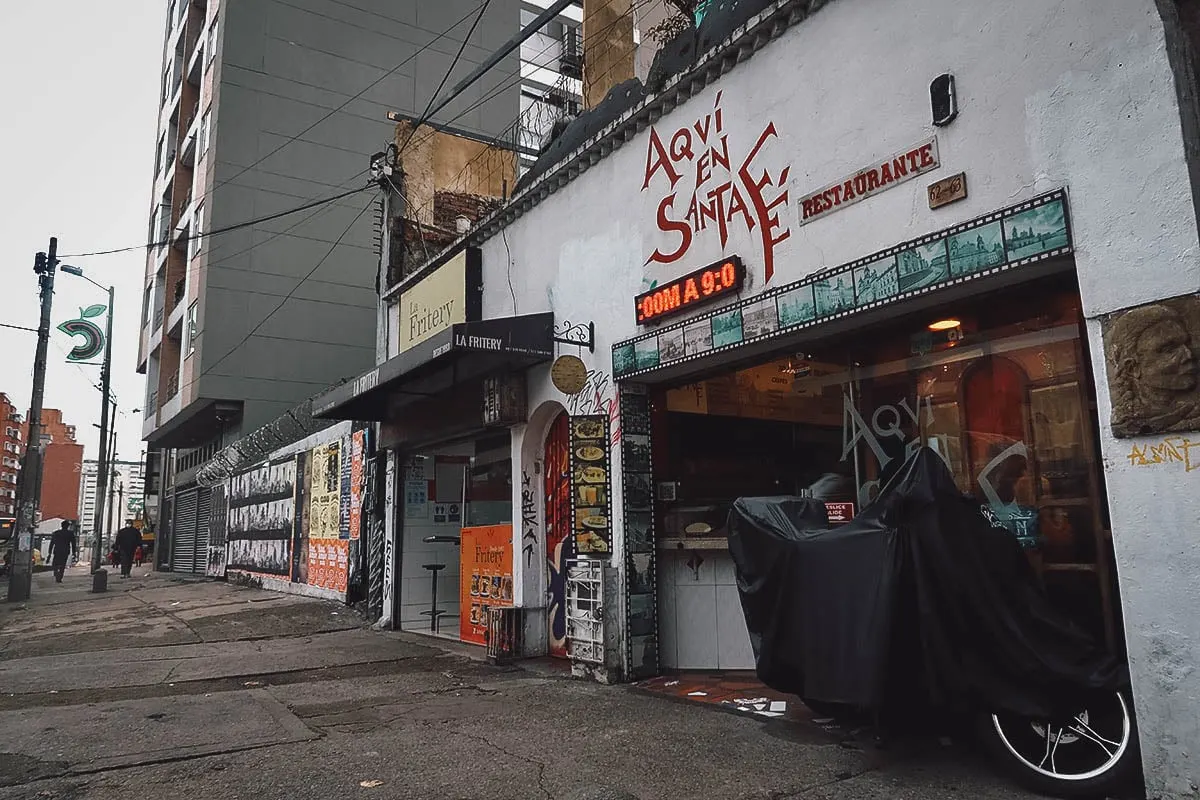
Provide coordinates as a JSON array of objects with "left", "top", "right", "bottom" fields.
[{"left": 81, "top": 304, "right": 107, "bottom": 318}]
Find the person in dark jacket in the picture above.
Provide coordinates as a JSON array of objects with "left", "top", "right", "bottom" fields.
[
  {"left": 114, "top": 521, "right": 142, "bottom": 578},
  {"left": 48, "top": 521, "right": 77, "bottom": 583}
]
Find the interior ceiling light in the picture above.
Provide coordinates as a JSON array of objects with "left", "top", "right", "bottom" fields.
[{"left": 928, "top": 318, "right": 961, "bottom": 331}]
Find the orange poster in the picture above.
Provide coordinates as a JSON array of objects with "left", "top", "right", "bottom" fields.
[
  {"left": 307, "top": 539, "right": 348, "bottom": 593},
  {"left": 460, "top": 524, "right": 514, "bottom": 645}
]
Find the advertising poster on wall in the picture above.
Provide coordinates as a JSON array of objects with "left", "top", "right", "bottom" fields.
[
  {"left": 339, "top": 434, "right": 352, "bottom": 539},
  {"left": 206, "top": 484, "right": 229, "bottom": 578},
  {"left": 569, "top": 415, "right": 612, "bottom": 556},
  {"left": 349, "top": 430, "right": 364, "bottom": 539},
  {"left": 308, "top": 441, "right": 341, "bottom": 539},
  {"left": 307, "top": 441, "right": 347, "bottom": 592},
  {"left": 460, "top": 524, "right": 514, "bottom": 645},
  {"left": 226, "top": 457, "right": 297, "bottom": 577}
]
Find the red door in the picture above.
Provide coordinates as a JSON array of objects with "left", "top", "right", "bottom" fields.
[{"left": 543, "top": 411, "right": 572, "bottom": 657}]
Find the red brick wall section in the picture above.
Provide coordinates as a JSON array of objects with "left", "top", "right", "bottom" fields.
[{"left": 432, "top": 191, "right": 502, "bottom": 233}]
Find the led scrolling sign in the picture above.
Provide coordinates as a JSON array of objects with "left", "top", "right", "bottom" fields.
[{"left": 634, "top": 256, "right": 745, "bottom": 325}]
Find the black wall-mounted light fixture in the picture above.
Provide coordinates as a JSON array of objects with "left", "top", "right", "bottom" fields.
[{"left": 931, "top": 73, "right": 958, "bottom": 127}]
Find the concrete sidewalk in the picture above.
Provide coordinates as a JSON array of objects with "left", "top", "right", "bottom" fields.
[{"left": 0, "top": 568, "right": 1050, "bottom": 800}]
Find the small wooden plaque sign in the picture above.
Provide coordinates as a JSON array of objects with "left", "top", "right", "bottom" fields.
[{"left": 928, "top": 171, "right": 968, "bottom": 209}]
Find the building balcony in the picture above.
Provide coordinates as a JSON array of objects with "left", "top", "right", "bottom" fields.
[
  {"left": 142, "top": 400, "right": 159, "bottom": 441},
  {"left": 168, "top": 291, "right": 186, "bottom": 333},
  {"left": 165, "top": 372, "right": 180, "bottom": 402},
  {"left": 161, "top": 81, "right": 183, "bottom": 130},
  {"left": 179, "top": 123, "right": 198, "bottom": 169},
  {"left": 159, "top": 387, "right": 184, "bottom": 428},
  {"left": 186, "top": 27, "right": 205, "bottom": 87},
  {"left": 138, "top": 322, "right": 151, "bottom": 374}
]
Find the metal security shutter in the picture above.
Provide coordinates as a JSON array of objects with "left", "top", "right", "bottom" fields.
[
  {"left": 195, "top": 488, "right": 211, "bottom": 572},
  {"left": 171, "top": 489, "right": 198, "bottom": 573}
]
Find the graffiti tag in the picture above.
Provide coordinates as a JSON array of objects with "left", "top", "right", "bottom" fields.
[
  {"left": 1127, "top": 436, "right": 1200, "bottom": 472},
  {"left": 381, "top": 453, "right": 396, "bottom": 625},
  {"left": 564, "top": 369, "right": 622, "bottom": 446},
  {"left": 521, "top": 469, "right": 539, "bottom": 568},
  {"left": 642, "top": 90, "right": 791, "bottom": 282}
]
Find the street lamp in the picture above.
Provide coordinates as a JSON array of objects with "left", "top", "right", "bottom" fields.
[
  {"left": 60, "top": 265, "right": 115, "bottom": 573},
  {"left": 90, "top": 404, "right": 140, "bottom": 559}
]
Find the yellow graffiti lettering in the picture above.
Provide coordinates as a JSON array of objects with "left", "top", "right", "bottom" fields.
[
  {"left": 1127, "top": 444, "right": 1149, "bottom": 466},
  {"left": 1128, "top": 437, "right": 1200, "bottom": 472}
]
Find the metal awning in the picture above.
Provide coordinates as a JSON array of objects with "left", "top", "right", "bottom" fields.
[{"left": 313, "top": 313, "right": 554, "bottom": 421}]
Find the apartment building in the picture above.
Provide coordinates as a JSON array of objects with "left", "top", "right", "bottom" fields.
[
  {"left": 10, "top": 407, "right": 84, "bottom": 524},
  {"left": 137, "top": 0, "right": 555, "bottom": 567},
  {"left": 0, "top": 393, "right": 22, "bottom": 518},
  {"left": 79, "top": 459, "right": 147, "bottom": 541}
]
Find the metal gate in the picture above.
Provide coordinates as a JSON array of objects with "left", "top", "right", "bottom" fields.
[{"left": 169, "top": 487, "right": 210, "bottom": 574}]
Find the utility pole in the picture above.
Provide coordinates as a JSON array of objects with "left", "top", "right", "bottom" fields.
[
  {"left": 8, "top": 238, "right": 58, "bottom": 602},
  {"left": 107, "top": 477, "right": 117, "bottom": 544},
  {"left": 90, "top": 287, "right": 114, "bottom": 573}
]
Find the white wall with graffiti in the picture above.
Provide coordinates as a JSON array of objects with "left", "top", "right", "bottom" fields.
[{"left": 451, "top": 0, "right": 1200, "bottom": 793}]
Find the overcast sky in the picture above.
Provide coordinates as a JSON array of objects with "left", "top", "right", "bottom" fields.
[{"left": 1, "top": 1, "right": 162, "bottom": 464}]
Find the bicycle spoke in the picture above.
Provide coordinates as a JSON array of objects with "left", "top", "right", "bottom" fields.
[
  {"left": 1038, "top": 725, "right": 1053, "bottom": 770},
  {"left": 1073, "top": 716, "right": 1122, "bottom": 749},
  {"left": 1069, "top": 720, "right": 1119, "bottom": 759},
  {"left": 1049, "top": 726, "right": 1063, "bottom": 774}
]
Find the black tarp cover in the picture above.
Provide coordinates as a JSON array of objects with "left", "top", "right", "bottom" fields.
[{"left": 728, "top": 448, "right": 1126, "bottom": 719}]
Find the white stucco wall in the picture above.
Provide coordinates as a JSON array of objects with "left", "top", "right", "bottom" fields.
[{"left": 402, "top": 0, "right": 1200, "bottom": 793}]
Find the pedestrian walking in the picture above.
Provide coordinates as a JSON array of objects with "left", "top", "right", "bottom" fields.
[
  {"left": 48, "top": 521, "right": 77, "bottom": 583},
  {"left": 134, "top": 543, "right": 144, "bottom": 567},
  {"left": 114, "top": 521, "right": 142, "bottom": 579}
]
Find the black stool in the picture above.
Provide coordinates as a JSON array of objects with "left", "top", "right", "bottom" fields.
[
  {"left": 420, "top": 536, "right": 461, "bottom": 634},
  {"left": 420, "top": 563, "right": 446, "bottom": 632}
]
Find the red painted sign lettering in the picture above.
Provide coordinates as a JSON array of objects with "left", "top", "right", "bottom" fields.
[{"left": 641, "top": 92, "right": 792, "bottom": 283}]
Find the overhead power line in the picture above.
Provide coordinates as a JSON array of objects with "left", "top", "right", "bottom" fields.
[
  {"left": 59, "top": 1, "right": 494, "bottom": 261},
  {"left": 179, "top": 196, "right": 377, "bottom": 398},
  {"left": 59, "top": 183, "right": 373, "bottom": 259},
  {"left": 184, "top": 0, "right": 496, "bottom": 218}
]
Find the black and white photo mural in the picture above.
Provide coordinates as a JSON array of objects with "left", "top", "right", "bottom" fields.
[{"left": 226, "top": 457, "right": 298, "bottom": 577}]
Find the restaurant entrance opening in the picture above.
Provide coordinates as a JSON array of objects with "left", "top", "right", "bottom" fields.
[{"left": 649, "top": 272, "right": 1121, "bottom": 671}]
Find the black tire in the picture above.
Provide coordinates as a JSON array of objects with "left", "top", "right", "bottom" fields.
[{"left": 976, "top": 690, "right": 1139, "bottom": 798}]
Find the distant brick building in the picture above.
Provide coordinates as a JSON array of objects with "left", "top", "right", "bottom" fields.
[
  {"left": 18, "top": 407, "right": 84, "bottom": 523},
  {"left": 0, "top": 393, "right": 22, "bottom": 517}
]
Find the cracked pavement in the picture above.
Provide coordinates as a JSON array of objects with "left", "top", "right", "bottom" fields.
[{"left": 0, "top": 567, "right": 1042, "bottom": 799}]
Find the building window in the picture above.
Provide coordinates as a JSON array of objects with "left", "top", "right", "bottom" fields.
[
  {"left": 186, "top": 302, "right": 198, "bottom": 356},
  {"left": 207, "top": 16, "right": 219, "bottom": 64},
  {"left": 142, "top": 283, "right": 153, "bottom": 325},
  {"left": 198, "top": 110, "right": 210, "bottom": 156},
  {"left": 188, "top": 204, "right": 204, "bottom": 261}
]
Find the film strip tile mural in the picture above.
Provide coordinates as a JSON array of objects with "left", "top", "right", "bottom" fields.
[
  {"left": 569, "top": 416, "right": 613, "bottom": 556},
  {"left": 619, "top": 383, "right": 659, "bottom": 679},
  {"left": 613, "top": 189, "right": 1072, "bottom": 379}
]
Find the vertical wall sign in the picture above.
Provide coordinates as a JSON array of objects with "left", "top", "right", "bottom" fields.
[
  {"left": 569, "top": 415, "right": 613, "bottom": 556},
  {"left": 619, "top": 383, "right": 658, "bottom": 679}
]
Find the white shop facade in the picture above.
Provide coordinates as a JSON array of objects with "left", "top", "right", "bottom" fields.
[{"left": 320, "top": 1, "right": 1200, "bottom": 795}]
